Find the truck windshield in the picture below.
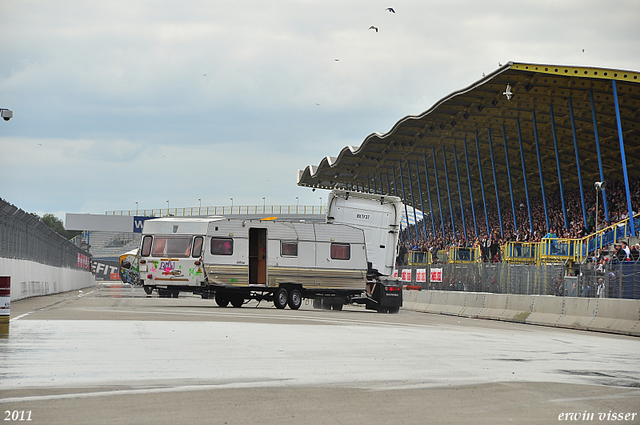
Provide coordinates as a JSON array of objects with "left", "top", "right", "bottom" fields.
[{"left": 151, "top": 236, "right": 193, "bottom": 258}]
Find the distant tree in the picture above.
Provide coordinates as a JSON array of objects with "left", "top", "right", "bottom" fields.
[{"left": 40, "top": 213, "right": 80, "bottom": 240}]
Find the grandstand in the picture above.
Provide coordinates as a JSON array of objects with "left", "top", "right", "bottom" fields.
[
  {"left": 297, "top": 62, "right": 640, "bottom": 298},
  {"left": 80, "top": 231, "right": 141, "bottom": 260}
]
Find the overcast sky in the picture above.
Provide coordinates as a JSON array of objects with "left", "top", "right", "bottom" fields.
[{"left": 1, "top": 0, "right": 639, "bottom": 221}]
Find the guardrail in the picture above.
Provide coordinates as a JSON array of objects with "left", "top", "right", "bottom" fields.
[{"left": 106, "top": 205, "right": 326, "bottom": 217}]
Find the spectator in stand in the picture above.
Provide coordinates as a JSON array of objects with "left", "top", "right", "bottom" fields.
[
  {"left": 621, "top": 241, "right": 631, "bottom": 260},
  {"left": 629, "top": 243, "right": 639, "bottom": 262},
  {"left": 613, "top": 245, "right": 626, "bottom": 263},
  {"left": 596, "top": 278, "right": 606, "bottom": 298}
]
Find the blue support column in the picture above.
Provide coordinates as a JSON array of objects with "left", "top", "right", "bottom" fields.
[
  {"left": 415, "top": 160, "right": 428, "bottom": 240},
  {"left": 391, "top": 168, "right": 404, "bottom": 244},
  {"left": 432, "top": 147, "right": 446, "bottom": 238},
  {"left": 423, "top": 154, "right": 437, "bottom": 237},
  {"left": 487, "top": 128, "right": 503, "bottom": 236},
  {"left": 398, "top": 160, "right": 412, "bottom": 244},
  {"left": 406, "top": 161, "right": 419, "bottom": 237},
  {"left": 442, "top": 147, "right": 457, "bottom": 238},
  {"left": 386, "top": 173, "right": 392, "bottom": 197},
  {"left": 474, "top": 132, "right": 491, "bottom": 237},
  {"left": 589, "top": 89, "right": 610, "bottom": 223},
  {"left": 501, "top": 125, "right": 517, "bottom": 235},
  {"left": 549, "top": 104, "right": 568, "bottom": 230},
  {"left": 532, "top": 110, "right": 550, "bottom": 231},
  {"left": 372, "top": 173, "right": 377, "bottom": 195},
  {"left": 517, "top": 118, "right": 533, "bottom": 233},
  {"left": 568, "top": 98, "right": 588, "bottom": 230},
  {"left": 612, "top": 80, "right": 636, "bottom": 236},
  {"left": 453, "top": 145, "right": 467, "bottom": 241},
  {"left": 463, "top": 138, "right": 479, "bottom": 238}
]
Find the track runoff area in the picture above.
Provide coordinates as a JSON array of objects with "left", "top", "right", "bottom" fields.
[{"left": 1, "top": 284, "right": 638, "bottom": 425}]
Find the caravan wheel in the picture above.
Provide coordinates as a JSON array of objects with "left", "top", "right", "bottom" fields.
[
  {"left": 215, "top": 292, "right": 229, "bottom": 308},
  {"left": 143, "top": 286, "right": 153, "bottom": 295},
  {"left": 231, "top": 297, "right": 244, "bottom": 308},
  {"left": 274, "top": 288, "right": 288, "bottom": 309},
  {"left": 287, "top": 289, "right": 302, "bottom": 310}
]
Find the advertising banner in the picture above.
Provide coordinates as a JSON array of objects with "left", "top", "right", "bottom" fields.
[{"left": 430, "top": 268, "right": 442, "bottom": 283}]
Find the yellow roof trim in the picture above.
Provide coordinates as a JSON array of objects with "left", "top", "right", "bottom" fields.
[{"left": 510, "top": 62, "right": 640, "bottom": 83}]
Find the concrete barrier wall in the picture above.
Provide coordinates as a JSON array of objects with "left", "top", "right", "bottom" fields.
[
  {"left": 403, "top": 290, "right": 640, "bottom": 336},
  {"left": 0, "top": 258, "right": 96, "bottom": 301}
]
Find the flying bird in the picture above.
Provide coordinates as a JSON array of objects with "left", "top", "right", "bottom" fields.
[
  {"left": 386, "top": 7, "right": 395, "bottom": 13},
  {"left": 334, "top": 59, "right": 339, "bottom": 61},
  {"left": 503, "top": 83, "right": 513, "bottom": 101},
  {"left": 369, "top": 26, "right": 378, "bottom": 32}
]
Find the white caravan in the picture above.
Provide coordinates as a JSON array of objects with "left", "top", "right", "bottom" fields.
[{"left": 139, "top": 190, "right": 403, "bottom": 312}]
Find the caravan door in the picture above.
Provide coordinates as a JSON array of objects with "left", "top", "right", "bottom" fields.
[{"left": 248, "top": 228, "right": 267, "bottom": 285}]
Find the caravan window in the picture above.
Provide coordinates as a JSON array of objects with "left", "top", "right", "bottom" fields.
[
  {"left": 151, "top": 236, "right": 193, "bottom": 258},
  {"left": 140, "top": 236, "right": 153, "bottom": 257},
  {"left": 211, "top": 237, "right": 233, "bottom": 255},
  {"left": 281, "top": 241, "right": 298, "bottom": 257},
  {"left": 192, "top": 236, "right": 204, "bottom": 257},
  {"left": 331, "top": 243, "right": 350, "bottom": 260}
]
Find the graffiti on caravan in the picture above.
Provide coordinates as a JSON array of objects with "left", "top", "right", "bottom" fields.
[{"left": 92, "top": 260, "right": 121, "bottom": 281}]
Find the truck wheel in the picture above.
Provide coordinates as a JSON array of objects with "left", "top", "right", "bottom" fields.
[
  {"left": 143, "top": 286, "right": 153, "bottom": 295},
  {"left": 231, "top": 297, "right": 244, "bottom": 308},
  {"left": 274, "top": 288, "right": 288, "bottom": 309},
  {"left": 388, "top": 306, "right": 400, "bottom": 314},
  {"left": 215, "top": 292, "right": 229, "bottom": 308},
  {"left": 287, "top": 289, "right": 302, "bottom": 310}
]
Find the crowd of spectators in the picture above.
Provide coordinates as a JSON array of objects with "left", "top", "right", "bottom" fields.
[{"left": 398, "top": 177, "right": 640, "bottom": 263}]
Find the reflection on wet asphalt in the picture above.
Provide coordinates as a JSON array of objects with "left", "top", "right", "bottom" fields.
[{"left": 1, "top": 290, "right": 639, "bottom": 391}]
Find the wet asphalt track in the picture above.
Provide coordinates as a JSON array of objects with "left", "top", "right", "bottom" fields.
[{"left": 1, "top": 283, "right": 639, "bottom": 425}]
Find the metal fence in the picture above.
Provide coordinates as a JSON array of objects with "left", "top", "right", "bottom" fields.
[
  {"left": 0, "top": 198, "right": 92, "bottom": 270},
  {"left": 106, "top": 204, "right": 326, "bottom": 217},
  {"left": 399, "top": 261, "right": 639, "bottom": 299}
]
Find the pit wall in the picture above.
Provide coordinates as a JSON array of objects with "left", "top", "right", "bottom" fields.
[
  {"left": 403, "top": 290, "right": 640, "bottom": 337},
  {"left": 0, "top": 258, "right": 96, "bottom": 301}
]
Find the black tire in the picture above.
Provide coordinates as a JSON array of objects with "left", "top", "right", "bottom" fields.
[
  {"left": 143, "top": 286, "right": 153, "bottom": 295},
  {"left": 274, "top": 287, "right": 288, "bottom": 309},
  {"left": 287, "top": 289, "right": 302, "bottom": 310},
  {"left": 158, "top": 289, "right": 171, "bottom": 298},
  {"left": 332, "top": 302, "right": 343, "bottom": 311},
  {"left": 215, "top": 292, "right": 229, "bottom": 308},
  {"left": 231, "top": 297, "right": 244, "bottom": 308},
  {"left": 388, "top": 306, "right": 400, "bottom": 314},
  {"left": 171, "top": 290, "right": 179, "bottom": 298}
]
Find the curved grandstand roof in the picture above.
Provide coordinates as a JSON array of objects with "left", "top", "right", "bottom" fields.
[{"left": 297, "top": 62, "right": 640, "bottom": 216}]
